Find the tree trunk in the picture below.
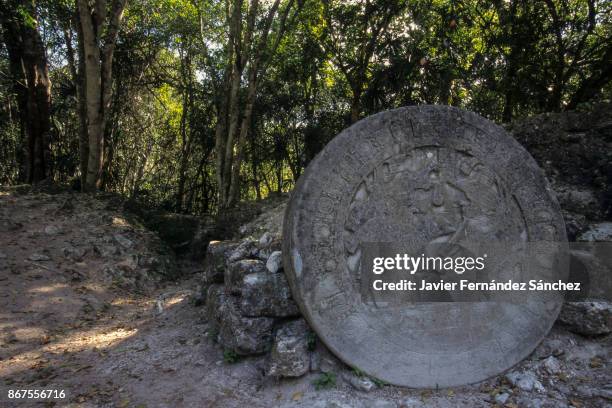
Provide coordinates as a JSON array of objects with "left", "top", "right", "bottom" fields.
[
  {"left": 65, "top": 17, "right": 89, "bottom": 188},
  {"left": 0, "top": 1, "right": 51, "bottom": 183},
  {"left": 76, "top": 0, "right": 127, "bottom": 191},
  {"left": 210, "top": 0, "right": 298, "bottom": 209}
]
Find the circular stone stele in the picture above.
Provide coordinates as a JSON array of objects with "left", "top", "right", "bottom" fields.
[{"left": 282, "top": 105, "right": 567, "bottom": 388}]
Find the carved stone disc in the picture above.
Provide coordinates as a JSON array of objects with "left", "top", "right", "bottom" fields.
[{"left": 282, "top": 106, "right": 567, "bottom": 387}]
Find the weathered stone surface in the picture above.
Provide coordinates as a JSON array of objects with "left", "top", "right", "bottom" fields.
[
  {"left": 239, "top": 271, "right": 300, "bottom": 317},
  {"left": 508, "top": 103, "right": 612, "bottom": 220},
  {"left": 259, "top": 232, "right": 274, "bottom": 247},
  {"left": 205, "top": 284, "right": 228, "bottom": 333},
  {"left": 494, "top": 392, "right": 510, "bottom": 405},
  {"left": 218, "top": 297, "right": 274, "bottom": 355},
  {"left": 266, "top": 319, "right": 310, "bottom": 378},
  {"left": 228, "top": 239, "right": 259, "bottom": 262},
  {"left": 539, "top": 356, "right": 561, "bottom": 375},
  {"left": 225, "top": 259, "right": 266, "bottom": 293},
  {"left": 266, "top": 250, "right": 283, "bottom": 273},
  {"left": 578, "top": 222, "right": 612, "bottom": 242},
  {"left": 113, "top": 233, "right": 134, "bottom": 249},
  {"left": 283, "top": 105, "right": 567, "bottom": 387},
  {"left": 343, "top": 372, "right": 376, "bottom": 392},
  {"left": 62, "top": 245, "right": 87, "bottom": 261},
  {"left": 204, "top": 241, "right": 239, "bottom": 283},
  {"left": 568, "top": 249, "right": 611, "bottom": 300},
  {"left": 558, "top": 301, "right": 612, "bottom": 336},
  {"left": 505, "top": 371, "right": 545, "bottom": 392},
  {"left": 28, "top": 253, "right": 50, "bottom": 261}
]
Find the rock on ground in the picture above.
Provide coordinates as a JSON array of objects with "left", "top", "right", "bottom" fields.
[
  {"left": 225, "top": 259, "right": 267, "bottom": 293},
  {"left": 203, "top": 240, "right": 239, "bottom": 283},
  {"left": 578, "top": 222, "right": 612, "bottom": 242},
  {"left": 558, "top": 301, "right": 612, "bottom": 336},
  {"left": 239, "top": 271, "right": 300, "bottom": 317},
  {"left": 218, "top": 298, "right": 275, "bottom": 355},
  {"left": 267, "top": 319, "right": 311, "bottom": 378}
]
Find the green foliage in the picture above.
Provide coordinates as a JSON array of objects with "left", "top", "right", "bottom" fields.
[
  {"left": 352, "top": 367, "right": 365, "bottom": 377},
  {"left": 371, "top": 377, "right": 388, "bottom": 387},
  {"left": 0, "top": 0, "right": 610, "bottom": 210},
  {"left": 313, "top": 372, "right": 336, "bottom": 390},
  {"left": 223, "top": 349, "right": 239, "bottom": 364}
]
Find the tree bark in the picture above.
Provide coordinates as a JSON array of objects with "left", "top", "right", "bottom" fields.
[
  {"left": 0, "top": 0, "right": 51, "bottom": 183},
  {"left": 63, "top": 21, "right": 89, "bottom": 187},
  {"left": 75, "top": 0, "right": 127, "bottom": 191}
]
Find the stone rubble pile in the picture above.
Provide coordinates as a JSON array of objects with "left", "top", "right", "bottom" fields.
[
  {"left": 202, "top": 233, "right": 317, "bottom": 378},
  {"left": 0, "top": 190, "right": 176, "bottom": 292}
]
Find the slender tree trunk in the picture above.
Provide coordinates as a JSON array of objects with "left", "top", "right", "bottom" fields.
[
  {"left": 76, "top": 0, "right": 127, "bottom": 191},
  {"left": 212, "top": 0, "right": 298, "bottom": 208},
  {"left": 63, "top": 23, "right": 89, "bottom": 186}
]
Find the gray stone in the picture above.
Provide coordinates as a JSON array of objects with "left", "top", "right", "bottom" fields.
[
  {"left": 568, "top": 249, "right": 611, "bottom": 300},
  {"left": 239, "top": 271, "right": 299, "bottom": 317},
  {"left": 44, "top": 225, "right": 61, "bottom": 235},
  {"left": 558, "top": 301, "right": 611, "bottom": 336},
  {"left": 494, "top": 392, "right": 510, "bottom": 405},
  {"left": 93, "top": 243, "right": 120, "bottom": 257},
  {"left": 113, "top": 233, "right": 134, "bottom": 249},
  {"left": 505, "top": 371, "right": 545, "bottom": 392},
  {"left": 258, "top": 236, "right": 282, "bottom": 261},
  {"left": 259, "top": 232, "right": 273, "bottom": 247},
  {"left": 205, "top": 284, "right": 228, "bottom": 334},
  {"left": 228, "top": 239, "right": 259, "bottom": 262},
  {"left": 203, "top": 240, "right": 238, "bottom": 283},
  {"left": 515, "top": 397, "right": 545, "bottom": 408},
  {"left": 62, "top": 245, "right": 87, "bottom": 261},
  {"left": 116, "top": 256, "right": 138, "bottom": 272},
  {"left": 266, "top": 319, "right": 310, "bottom": 377},
  {"left": 225, "top": 259, "right": 266, "bottom": 294},
  {"left": 540, "top": 356, "right": 561, "bottom": 374},
  {"left": 283, "top": 105, "right": 567, "bottom": 387},
  {"left": 399, "top": 397, "right": 423, "bottom": 408},
  {"left": 578, "top": 222, "right": 612, "bottom": 242},
  {"left": 218, "top": 297, "right": 274, "bottom": 355},
  {"left": 555, "top": 186, "right": 601, "bottom": 220},
  {"left": 266, "top": 250, "right": 283, "bottom": 273},
  {"left": 28, "top": 253, "right": 50, "bottom": 261},
  {"left": 343, "top": 372, "right": 376, "bottom": 392},
  {"left": 574, "top": 385, "right": 594, "bottom": 398}
]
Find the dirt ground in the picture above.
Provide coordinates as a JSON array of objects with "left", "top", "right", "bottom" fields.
[{"left": 0, "top": 191, "right": 610, "bottom": 408}]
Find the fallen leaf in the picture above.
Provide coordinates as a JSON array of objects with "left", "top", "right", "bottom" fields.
[
  {"left": 291, "top": 391, "right": 303, "bottom": 401},
  {"left": 589, "top": 357, "right": 603, "bottom": 368}
]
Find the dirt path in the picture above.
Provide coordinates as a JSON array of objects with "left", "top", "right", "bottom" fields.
[{"left": 1, "top": 190, "right": 610, "bottom": 408}]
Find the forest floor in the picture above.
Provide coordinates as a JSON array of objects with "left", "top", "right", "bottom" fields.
[{"left": 0, "top": 190, "right": 610, "bottom": 408}]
